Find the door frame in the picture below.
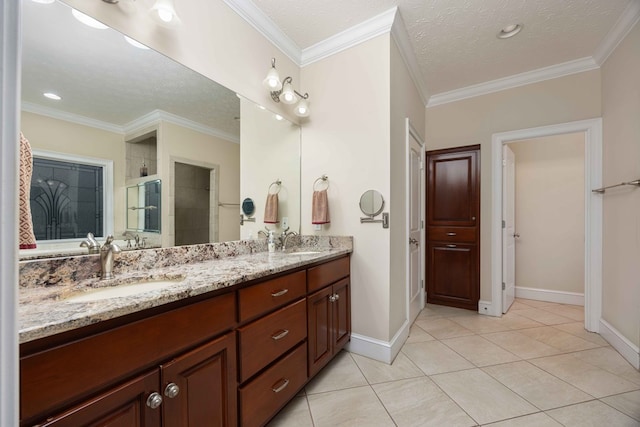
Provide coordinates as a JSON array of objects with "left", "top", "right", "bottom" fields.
[
  {"left": 405, "top": 118, "right": 425, "bottom": 322},
  {"left": 491, "top": 118, "right": 602, "bottom": 332}
]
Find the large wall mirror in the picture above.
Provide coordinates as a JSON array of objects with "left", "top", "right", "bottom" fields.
[{"left": 20, "top": 0, "right": 301, "bottom": 258}]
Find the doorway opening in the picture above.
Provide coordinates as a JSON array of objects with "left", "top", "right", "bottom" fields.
[
  {"left": 502, "top": 133, "right": 586, "bottom": 321},
  {"left": 173, "top": 161, "right": 218, "bottom": 246},
  {"left": 492, "top": 118, "right": 603, "bottom": 332}
]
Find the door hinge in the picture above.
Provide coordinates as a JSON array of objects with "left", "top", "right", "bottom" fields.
[
  {"left": 502, "top": 220, "right": 506, "bottom": 229},
  {"left": 421, "top": 279, "right": 424, "bottom": 289},
  {"left": 502, "top": 282, "right": 506, "bottom": 290},
  {"left": 421, "top": 220, "right": 424, "bottom": 229}
]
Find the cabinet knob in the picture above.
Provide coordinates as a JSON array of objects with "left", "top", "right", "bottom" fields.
[
  {"left": 146, "top": 392, "right": 163, "bottom": 409},
  {"left": 329, "top": 295, "right": 336, "bottom": 303},
  {"left": 164, "top": 382, "right": 180, "bottom": 399},
  {"left": 333, "top": 293, "right": 340, "bottom": 301}
]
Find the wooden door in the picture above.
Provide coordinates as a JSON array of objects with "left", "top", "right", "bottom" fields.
[
  {"left": 332, "top": 278, "right": 351, "bottom": 351},
  {"left": 161, "top": 332, "right": 237, "bottom": 427},
  {"left": 35, "top": 370, "right": 161, "bottom": 427},
  {"left": 307, "top": 286, "right": 333, "bottom": 376},
  {"left": 426, "top": 145, "right": 480, "bottom": 310}
]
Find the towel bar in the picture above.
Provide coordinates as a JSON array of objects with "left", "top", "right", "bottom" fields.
[{"left": 592, "top": 179, "right": 640, "bottom": 193}]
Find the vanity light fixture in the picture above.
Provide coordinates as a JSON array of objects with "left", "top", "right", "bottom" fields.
[
  {"left": 149, "top": 0, "right": 182, "bottom": 28},
  {"left": 72, "top": 8, "right": 109, "bottom": 29},
  {"left": 497, "top": 23, "right": 523, "bottom": 39},
  {"left": 264, "top": 58, "right": 310, "bottom": 118}
]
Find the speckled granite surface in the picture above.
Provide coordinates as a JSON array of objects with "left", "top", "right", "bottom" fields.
[{"left": 19, "top": 236, "right": 352, "bottom": 344}]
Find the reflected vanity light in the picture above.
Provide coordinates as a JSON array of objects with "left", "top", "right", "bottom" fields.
[
  {"left": 263, "top": 58, "right": 310, "bottom": 118},
  {"left": 149, "top": 0, "right": 182, "bottom": 28},
  {"left": 71, "top": 9, "right": 109, "bottom": 29},
  {"left": 43, "top": 92, "right": 62, "bottom": 100},
  {"left": 31, "top": 0, "right": 56, "bottom": 4},
  {"left": 124, "top": 36, "right": 150, "bottom": 50}
]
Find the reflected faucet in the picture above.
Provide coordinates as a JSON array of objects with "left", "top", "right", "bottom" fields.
[
  {"left": 79, "top": 233, "right": 100, "bottom": 254},
  {"left": 281, "top": 227, "right": 298, "bottom": 251},
  {"left": 100, "top": 235, "right": 121, "bottom": 280}
]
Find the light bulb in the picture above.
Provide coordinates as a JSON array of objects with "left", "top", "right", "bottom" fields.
[
  {"left": 263, "top": 67, "right": 282, "bottom": 91},
  {"left": 149, "top": 0, "right": 181, "bottom": 28},
  {"left": 71, "top": 9, "right": 108, "bottom": 29},
  {"left": 294, "top": 99, "right": 310, "bottom": 117},
  {"left": 279, "top": 82, "right": 297, "bottom": 105}
]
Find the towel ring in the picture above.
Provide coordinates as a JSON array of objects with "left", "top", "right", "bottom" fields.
[
  {"left": 313, "top": 175, "right": 329, "bottom": 191},
  {"left": 268, "top": 179, "right": 282, "bottom": 195}
]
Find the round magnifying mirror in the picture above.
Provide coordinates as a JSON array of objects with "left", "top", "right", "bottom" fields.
[
  {"left": 359, "top": 190, "right": 384, "bottom": 218},
  {"left": 241, "top": 198, "right": 255, "bottom": 217}
]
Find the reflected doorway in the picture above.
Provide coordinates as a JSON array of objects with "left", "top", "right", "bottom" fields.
[{"left": 174, "top": 162, "right": 216, "bottom": 246}]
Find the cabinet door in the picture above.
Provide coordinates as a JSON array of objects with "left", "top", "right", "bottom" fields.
[
  {"left": 307, "top": 286, "right": 333, "bottom": 377},
  {"left": 427, "top": 242, "right": 479, "bottom": 310},
  {"left": 161, "top": 332, "right": 237, "bottom": 427},
  {"left": 35, "top": 370, "right": 161, "bottom": 427},
  {"left": 332, "top": 278, "right": 351, "bottom": 352}
]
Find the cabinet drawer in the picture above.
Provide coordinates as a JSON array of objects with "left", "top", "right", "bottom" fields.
[
  {"left": 239, "top": 343, "right": 307, "bottom": 427},
  {"left": 237, "top": 299, "right": 306, "bottom": 382},
  {"left": 428, "top": 227, "right": 476, "bottom": 243},
  {"left": 21, "top": 292, "right": 237, "bottom": 424},
  {"left": 307, "top": 256, "right": 350, "bottom": 292},
  {"left": 239, "top": 270, "right": 306, "bottom": 322}
]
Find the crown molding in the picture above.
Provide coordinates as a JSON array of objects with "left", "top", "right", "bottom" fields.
[
  {"left": 427, "top": 57, "right": 599, "bottom": 108},
  {"left": 301, "top": 7, "right": 397, "bottom": 66},
  {"left": 593, "top": 0, "right": 640, "bottom": 65},
  {"left": 222, "top": 0, "right": 301, "bottom": 65},
  {"left": 390, "top": 9, "right": 430, "bottom": 107},
  {"left": 124, "top": 110, "right": 240, "bottom": 144},
  {"left": 22, "top": 102, "right": 124, "bottom": 134}
]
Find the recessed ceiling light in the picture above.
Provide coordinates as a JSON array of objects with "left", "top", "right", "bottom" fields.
[
  {"left": 43, "top": 92, "right": 62, "bottom": 100},
  {"left": 71, "top": 9, "right": 109, "bottom": 29},
  {"left": 497, "top": 23, "right": 523, "bottom": 39},
  {"left": 124, "top": 36, "right": 150, "bottom": 50},
  {"left": 31, "top": 0, "right": 56, "bottom": 4},
  {"left": 275, "top": 114, "right": 283, "bottom": 121}
]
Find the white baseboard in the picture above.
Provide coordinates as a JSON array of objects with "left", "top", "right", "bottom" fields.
[
  {"left": 599, "top": 319, "right": 640, "bottom": 370},
  {"left": 345, "top": 320, "right": 410, "bottom": 364},
  {"left": 515, "top": 286, "right": 584, "bottom": 306}
]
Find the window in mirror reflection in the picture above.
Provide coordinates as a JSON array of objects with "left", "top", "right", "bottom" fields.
[{"left": 30, "top": 154, "right": 109, "bottom": 241}]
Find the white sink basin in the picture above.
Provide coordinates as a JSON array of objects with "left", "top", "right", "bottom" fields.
[{"left": 66, "top": 280, "right": 180, "bottom": 303}]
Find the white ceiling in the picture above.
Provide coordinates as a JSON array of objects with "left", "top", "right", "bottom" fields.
[{"left": 247, "top": 0, "right": 635, "bottom": 96}]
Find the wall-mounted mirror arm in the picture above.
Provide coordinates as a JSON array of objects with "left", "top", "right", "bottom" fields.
[
  {"left": 360, "top": 214, "right": 389, "bottom": 228},
  {"left": 359, "top": 189, "right": 389, "bottom": 229}
]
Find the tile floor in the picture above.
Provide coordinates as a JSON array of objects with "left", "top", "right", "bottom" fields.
[{"left": 267, "top": 298, "right": 640, "bottom": 426}]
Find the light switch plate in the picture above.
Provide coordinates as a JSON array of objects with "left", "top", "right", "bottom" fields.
[{"left": 314, "top": 224, "right": 322, "bottom": 231}]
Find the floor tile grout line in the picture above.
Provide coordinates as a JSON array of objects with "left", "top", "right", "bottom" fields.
[{"left": 597, "top": 395, "right": 640, "bottom": 422}]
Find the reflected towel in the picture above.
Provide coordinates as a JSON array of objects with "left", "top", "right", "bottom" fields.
[
  {"left": 19, "top": 132, "right": 37, "bottom": 249},
  {"left": 264, "top": 193, "right": 279, "bottom": 224},
  {"left": 312, "top": 190, "right": 330, "bottom": 224}
]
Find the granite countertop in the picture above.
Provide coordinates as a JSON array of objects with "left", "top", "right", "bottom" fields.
[{"left": 19, "top": 246, "right": 351, "bottom": 344}]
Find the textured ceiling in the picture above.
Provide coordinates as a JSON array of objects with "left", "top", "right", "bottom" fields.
[
  {"left": 252, "top": 0, "right": 632, "bottom": 95},
  {"left": 22, "top": 0, "right": 240, "bottom": 137}
]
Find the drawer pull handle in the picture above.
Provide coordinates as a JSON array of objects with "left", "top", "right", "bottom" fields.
[
  {"left": 447, "top": 232, "right": 457, "bottom": 236},
  {"left": 271, "top": 289, "right": 289, "bottom": 297},
  {"left": 272, "top": 378, "right": 290, "bottom": 393},
  {"left": 271, "top": 329, "right": 289, "bottom": 340},
  {"left": 446, "top": 244, "right": 457, "bottom": 248}
]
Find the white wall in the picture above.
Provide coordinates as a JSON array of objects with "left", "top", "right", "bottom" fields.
[
  {"left": 601, "top": 20, "right": 640, "bottom": 349},
  {"left": 426, "top": 70, "right": 601, "bottom": 303},
  {"left": 510, "top": 133, "right": 584, "bottom": 296},
  {"left": 300, "top": 35, "right": 392, "bottom": 342},
  {"left": 389, "top": 37, "right": 426, "bottom": 337}
]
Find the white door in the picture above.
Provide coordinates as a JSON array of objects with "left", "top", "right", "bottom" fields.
[
  {"left": 408, "top": 121, "right": 425, "bottom": 324},
  {"left": 502, "top": 144, "right": 516, "bottom": 313}
]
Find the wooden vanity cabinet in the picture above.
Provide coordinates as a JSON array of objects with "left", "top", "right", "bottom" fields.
[{"left": 21, "top": 255, "right": 351, "bottom": 427}]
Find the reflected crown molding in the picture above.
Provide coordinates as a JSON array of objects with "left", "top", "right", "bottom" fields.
[
  {"left": 21, "top": 102, "right": 239, "bottom": 144},
  {"left": 124, "top": 110, "right": 240, "bottom": 144}
]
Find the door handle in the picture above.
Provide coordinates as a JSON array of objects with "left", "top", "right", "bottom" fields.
[
  {"left": 409, "top": 238, "right": 419, "bottom": 246},
  {"left": 513, "top": 233, "right": 520, "bottom": 239}
]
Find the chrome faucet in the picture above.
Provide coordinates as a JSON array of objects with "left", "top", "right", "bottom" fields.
[
  {"left": 281, "top": 227, "right": 298, "bottom": 251},
  {"left": 100, "top": 235, "right": 121, "bottom": 280},
  {"left": 79, "top": 232, "right": 100, "bottom": 254}
]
